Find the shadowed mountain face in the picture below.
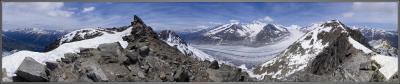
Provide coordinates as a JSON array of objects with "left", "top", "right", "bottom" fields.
[{"left": 3, "top": 28, "right": 67, "bottom": 52}]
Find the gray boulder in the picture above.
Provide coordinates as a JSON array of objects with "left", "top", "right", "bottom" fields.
[
  {"left": 98, "top": 42, "right": 124, "bottom": 57},
  {"left": 98, "top": 43, "right": 126, "bottom": 63},
  {"left": 173, "top": 67, "right": 190, "bottom": 82},
  {"left": 61, "top": 53, "right": 79, "bottom": 64},
  {"left": 45, "top": 61, "right": 59, "bottom": 71},
  {"left": 125, "top": 51, "right": 140, "bottom": 64},
  {"left": 15, "top": 57, "right": 48, "bottom": 82},
  {"left": 209, "top": 60, "right": 219, "bottom": 69},
  {"left": 139, "top": 46, "right": 150, "bottom": 56},
  {"left": 86, "top": 66, "right": 108, "bottom": 82}
]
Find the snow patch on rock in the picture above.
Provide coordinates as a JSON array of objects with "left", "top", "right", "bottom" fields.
[
  {"left": 371, "top": 55, "right": 398, "bottom": 80},
  {"left": 348, "top": 37, "right": 373, "bottom": 53}
]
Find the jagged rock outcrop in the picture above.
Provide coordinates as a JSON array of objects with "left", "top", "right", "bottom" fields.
[
  {"left": 158, "top": 30, "right": 214, "bottom": 61},
  {"left": 13, "top": 15, "right": 254, "bottom": 82}
]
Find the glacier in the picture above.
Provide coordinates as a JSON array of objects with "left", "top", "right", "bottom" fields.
[{"left": 192, "top": 28, "right": 305, "bottom": 69}]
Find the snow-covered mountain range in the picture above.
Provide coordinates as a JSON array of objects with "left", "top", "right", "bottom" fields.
[
  {"left": 188, "top": 21, "right": 290, "bottom": 46},
  {"left": 353, "top": 27, "right": 398, "bottom": 48},
  {"left": 368, "top": 39, "right": 398, "bottom": 57},
  {"left": 3, "top": 28, "right": 68, "bottom": 52}
]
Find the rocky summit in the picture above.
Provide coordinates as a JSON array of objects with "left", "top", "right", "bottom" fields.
[
  {"left": 254, "top": 20, "right": 399, "bottom": 82},
  {"left": 10, "top": 15, "right": 254, "bottom": 82}
]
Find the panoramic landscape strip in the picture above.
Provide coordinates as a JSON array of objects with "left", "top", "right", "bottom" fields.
[{"left": 1, "top": 2, "right": 398, "bottom": 82}]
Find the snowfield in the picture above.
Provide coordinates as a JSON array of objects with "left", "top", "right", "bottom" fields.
[
  {"left": 349, "top": 37, "right": 397, "bottom": 80},
  {"left": 193, "top": 28, "right": 305, "bottom": 69},
  {"left": 161, "top": 32, "right": 215, "bottom": 61},
  {"left": 2, "top": 27, "right": 133, "bottom": 77}
]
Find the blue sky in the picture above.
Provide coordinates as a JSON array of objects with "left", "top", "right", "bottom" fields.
[{"left": 2, "top": 2, "right": 398, "bottom": 31}]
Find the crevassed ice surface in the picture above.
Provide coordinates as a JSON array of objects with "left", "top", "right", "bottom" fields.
[{"left": 192, "top": 29, "right": 305, "bottom": 69}]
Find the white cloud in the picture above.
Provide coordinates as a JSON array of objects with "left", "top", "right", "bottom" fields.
[
  {"left": 253, "top": 16, "right": 274, "bottom": 23},
  {"left": 4, "top": 2, "right": 74, "bottom": 17},
  {"left": 341, "top": 2, "right": 397, "bottom": 24},
  {"left": 82, "top": 6, "right": 95, "bottom": 13},
  {"left": 229, "top": 20, "right": 240, "bottom": 24},
  {"left": 342, "top": 12, "right": 354, "bottom": 18},
  {"left": 286, "top": 25, "right": 301, "bottom": 29},
  {"left": 196, "top": 25, "right": 209, "bottom": 29},
  {"left": 3, "top": 2, "right": 124, "bottom": 30}
]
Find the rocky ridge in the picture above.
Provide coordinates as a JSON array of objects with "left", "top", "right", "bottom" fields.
[
  {"left": 8, "top": 15, "right": 254, "bottom": 82},
  {"left": 253, "top": 20, "right": 398, "bottom": 82}
]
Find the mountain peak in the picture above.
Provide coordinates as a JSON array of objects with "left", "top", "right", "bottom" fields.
[
  {"left": 159, "top": 30, "right": 179, "bottom": 40},
  {"left": 321, "top": 20, "right": 345, "bottom": 28},
  {"left": 125, "top": 15, "right": 159, "bottom": 42},
  {"left": 159, "top": 30, "right": 187, "bottom": 46},
  {"left": 131, "top": 15, "right": 146, "bottom": 27},
  {"left": 327, "top": 19, "right": 340, "bottom": 23}
]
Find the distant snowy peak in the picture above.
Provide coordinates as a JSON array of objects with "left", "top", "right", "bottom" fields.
[
  {"left": 159, "top": 30, "right": 215, "bottom": 61},
  {"left": 369, "top": 39, "right": 398, "bottom": 57},
  {"left": 159, "top": 30, "right": 187, "bottom": 46},
  {"left": 353, "top": 27, "right": 396, "bottom": 36},
  {"left": 5, "top": 28, "right": 67, "bottom": 35},
  {"left": 299, "top": 23, "right": 322, "bottom": 33},
  {"left": 351, "top": 26, "right": 398, "bottom": 48},
  {"left": 204, "top": 21, "right": 241, "bottom": 36},
  {"left": 59, "top": 28, "right": 105, "bottom": 45},
  {"left": 3, "top": 28, "right": 69, "bottom": 52},
  {"left": 253, "top": 20, "right": 375, "bottom": 80},
  {"left": 286, "top": 25, "right": 301, "bottom": 29},
  {"left": 5, "top": 28, "right": 47, "bottom": 34},
  {"left": 204, "top": 21, "right": 288, "bottom": 37},
  {"left": 369, "top": 39, "right": 393, "bottom": 49},
  {"left": 196, "top": 20, "right": 290, "bottom": 46}
]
